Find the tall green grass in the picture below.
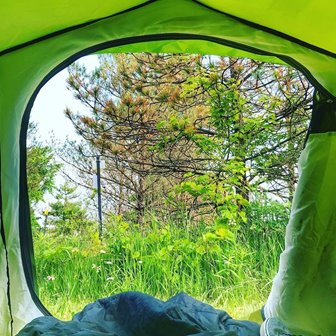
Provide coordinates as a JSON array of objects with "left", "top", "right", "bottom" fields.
[{"left": 34, "top": 200, "right": 289, "bottom": 320}]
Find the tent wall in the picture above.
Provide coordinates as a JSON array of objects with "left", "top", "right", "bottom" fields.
[
  {"left": 0, "top": 0, "right": 149, "bottom": 52},
  {"left": 0, "top": 0, "right": 336, "bottom": 334},
  {"left": 197, "top": 0, "right": 336, "bottom": 54},
  {"left": 0, "top": 219, "right": 11, "bottom": 335},
  {"left": 264, "top": 95, "right": 336, "bottom": 336}
]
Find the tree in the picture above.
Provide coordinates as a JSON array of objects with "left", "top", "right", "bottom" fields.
[
  {"left": 176, "top": 58, "right": 312, "bottom": 210},
  {"left": 61, "top": 53, "right": 312, "bottom": 226},
  {"left": 27, "top": 122, "right": 61, "bottom": 228},
  {"left": 63, "top": 54, "right": 206, "bottom": 224},
  {"left": 48, "top": 183, "right": 95, "bottom": 235}
]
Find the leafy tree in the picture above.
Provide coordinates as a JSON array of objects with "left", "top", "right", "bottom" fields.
[
  {"left": 63, "top": 54, "right": 205, "bottom": 224},
  {"left": 27, "top": 122, "right": 61, "bottom": 228},
  {"left": 62, "top": 54, "right": 312, "bottom": 227},
  {"left": 48, "top": 183, "right": 95, "bottom": 235},
  {"left": 172, "top": 57, "right": 311, "bottom": 222},
  {"left": 27, "top": 122, "right": 61, "bottom": 204}
]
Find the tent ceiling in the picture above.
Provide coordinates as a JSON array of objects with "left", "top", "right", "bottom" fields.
[
  {"left": 3, "top": 0, "right": 335, "bottom": 55},
  {"left": 0, "top": 0, "right": 148, "bottom": 52},
  {"left": 198, "top": 0, "right": 336, "bottom": 54},
  {"left": 1, "top": 0, "right": 335, "bottom": 97}
]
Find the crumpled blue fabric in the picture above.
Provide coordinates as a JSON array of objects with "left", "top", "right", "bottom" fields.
[{"left": 17, "top": 292, "right": 260, "bottom": 336}]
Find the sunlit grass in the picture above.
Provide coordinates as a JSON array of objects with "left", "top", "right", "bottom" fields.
[{"left": 34, "top": 201, "right": 288, "bottom": 321}]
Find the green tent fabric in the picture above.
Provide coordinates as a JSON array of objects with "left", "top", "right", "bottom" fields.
[
  {"left": 264, "top": 132, "right": 336, "bottom": 336},
  {"left": 198, "top": 0, "right": 336, "bottom": 54},
  {"left": 1, "top": 1, "right": 336, "bottom": 335},
  {"left": 264, "top": 95, "right": 336, "bottom": 336}
]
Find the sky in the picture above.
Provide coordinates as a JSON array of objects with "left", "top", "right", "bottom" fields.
[
  {"left": 30, "top": 55, "right": 101, "bottom": 216},
  {"left": 31, "top": 55, "right": 100, "bottom": 142}
]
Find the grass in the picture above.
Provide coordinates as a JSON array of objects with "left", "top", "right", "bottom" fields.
[{"left": 33, "top": 200, "right": 288, "bottom": 321}]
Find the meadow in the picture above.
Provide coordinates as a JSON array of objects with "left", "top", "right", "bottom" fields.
[{"left": 34, "top": 199, "right": 289, "bottom": 320}]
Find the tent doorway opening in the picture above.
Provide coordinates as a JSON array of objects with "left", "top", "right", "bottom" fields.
[{"left": 28, "top": 52, "right": 312, "bottom": 320}]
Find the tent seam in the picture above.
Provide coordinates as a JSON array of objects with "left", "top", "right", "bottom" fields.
[
  {"left": 0, "top": 161, "right": 14, "bottom": 335},
  {"left": 192, "top": 0, "right": 336, "bottom": 60}
]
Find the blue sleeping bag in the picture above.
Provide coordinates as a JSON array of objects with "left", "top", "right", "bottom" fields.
[{"left": 17, "top": 292, "right": 260, "bottom": 336}]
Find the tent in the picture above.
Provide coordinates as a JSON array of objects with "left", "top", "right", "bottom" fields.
[{"left": 1, "top": 0, "right": 336, "bottom": 335}]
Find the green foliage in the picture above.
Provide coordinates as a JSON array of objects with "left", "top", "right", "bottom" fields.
[
  {"left": 47, "top": 183, "right": 95, "bottom": 235},
  {"left": 27, "top": 122, "right": 61, "bottom": 232},
  {"left": 64, "top": 54, "right": 311, "bottom": 227},
  {"left": 27, "top": 146, "right": 60, "bottom": 204},
  {"left": 27, "top": 122, "right": 61, "bottom": 205},
  {"left": 34, "top": 201, "right": 287, "bottom": 320}
]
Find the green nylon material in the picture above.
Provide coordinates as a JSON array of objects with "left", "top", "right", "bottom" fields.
[
  {"left": 199, "top": 0, "right": 336, "bottom": 54},
  {"left": 0, "top": 236, "right": 10, "bottom": 335},
  {"left": 0, "top": 0, "right": 148, "bottom": 52},
  {"left": 265, "top": 133, "right": 336, "bottom": 336},
  {"left": 1, "top": 0, "right": 336, "bottom": 335},
  {"left": 100, "top": 40, "right": 286, "bottom": 65},
  {"left": 1, "top": 0, "right": 336, "bottom": 96}
]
